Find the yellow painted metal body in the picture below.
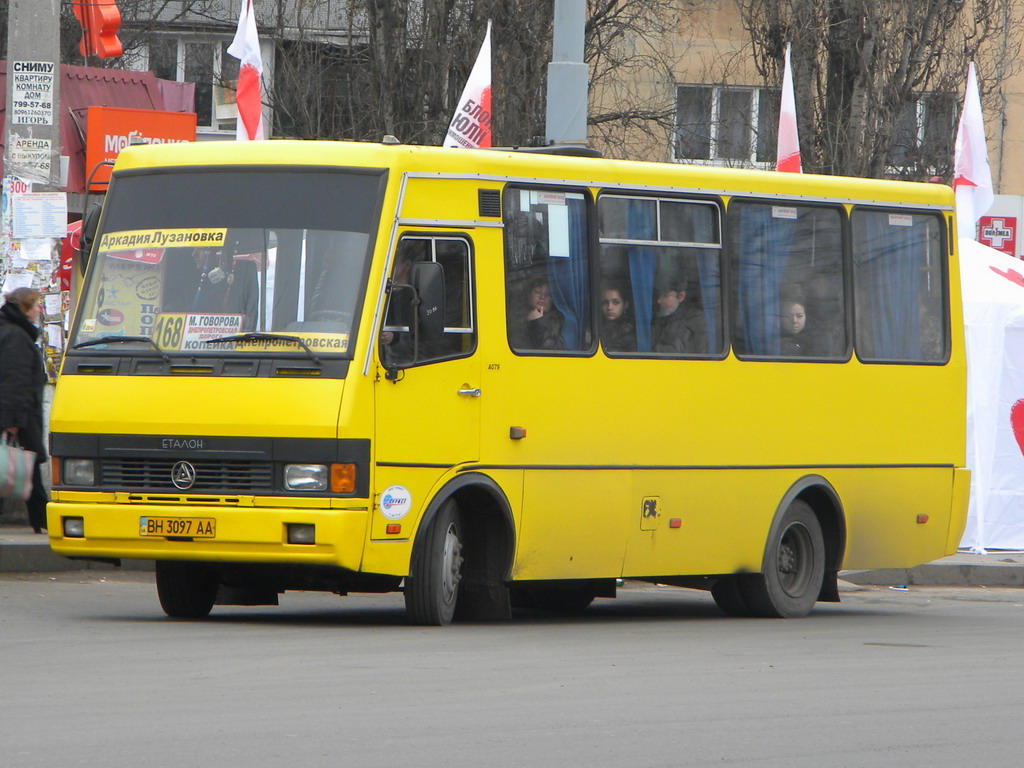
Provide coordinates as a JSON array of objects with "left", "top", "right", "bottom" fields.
[{"left": 49, "top": 140, "right": 968, "bottom": 585}]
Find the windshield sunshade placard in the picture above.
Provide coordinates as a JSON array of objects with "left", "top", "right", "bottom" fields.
[
  {"left": 97, "top": 228, "right": 228, "bottom": 253},
  {"left": 234, "top": 333, "right": 349, "bottom": 353},
  {"left": 153, "top": 313, "right": 244, "bottom": 351}
]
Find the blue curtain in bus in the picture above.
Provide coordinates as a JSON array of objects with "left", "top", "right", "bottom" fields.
[
  {"left": 690, "top": 206, "right": 720, "bottom": 352},
  {"left": 547, "top": 197, "right": 589, "bottom": 349},
  {"left": 736, "top": 205, "right": 793, "bottom": 355},
  {"left": 859, "top": 214, "right": 921, "bottom": 359},
  {"left": 694, "top": 251, "right": 720, "bottom": 353},
  {"left": 626, "top": 200, "right": 656, "bottom": 352}
]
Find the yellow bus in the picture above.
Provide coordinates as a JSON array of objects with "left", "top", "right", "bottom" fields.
[{"left": 48, "top": 140, "right": 969, "bottom": 624}]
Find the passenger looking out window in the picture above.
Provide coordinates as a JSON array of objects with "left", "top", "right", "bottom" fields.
[
  {"left": 600, "top": 283, "right": 636, "bottom": 353},
  {"left": 652, "top": 278, "right": 706, "bottom": 354},
  {"left": 509, "top": 277, "right": 566, "bottom": 350}
]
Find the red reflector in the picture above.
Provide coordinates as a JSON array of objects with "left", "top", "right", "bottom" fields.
[
  {"left": 916, "top": 514, "right": 929, "bottom": 524},
  {"left": 669, "top": 518, "right": 682, "bottom": 529},
  {"left": 386, "top": 523, "right": 401, "bottom": 535}
]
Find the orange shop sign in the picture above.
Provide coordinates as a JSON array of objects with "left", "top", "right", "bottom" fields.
[{"left": 85, "top": 106, "right": 196, "bottom": 190}]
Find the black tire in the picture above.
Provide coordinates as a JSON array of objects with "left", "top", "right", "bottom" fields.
[
  {"left": 740, "top": 500, "right": 825, "bottom": 618},
  {"left": 405, "top": 500, "right": 463, "bottom": 626},
  {"left": 711, "top": 575, "right": 752, "bottom": 617},
  {"left": 155, "top": 561, "right": 218, "bottom": 619}
]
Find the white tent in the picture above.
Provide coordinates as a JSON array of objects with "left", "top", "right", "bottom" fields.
[{"left": 959, "top": 238, "right": 1024, "bottom": 551}]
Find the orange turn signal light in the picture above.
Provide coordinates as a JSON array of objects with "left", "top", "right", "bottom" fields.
[
  {"left": 386, "top": 523, "right": 402, "bottom": 535},
  {"left": 916, "top": 514, "right": 929, "bottom": 524},
  {"left": 330, "top": 463, "right": 356, "bottom": 493}
]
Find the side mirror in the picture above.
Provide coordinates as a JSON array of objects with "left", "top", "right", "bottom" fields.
[
  {"left": 78, "top": 203, "right": 102, "bottom": 274},
  {"left": 412, "top": 261, "right": 445, "bottom": 342}
]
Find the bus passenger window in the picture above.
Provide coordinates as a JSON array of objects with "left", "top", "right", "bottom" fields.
[
  {"left": 727, "top": 202, "right": 845, "bottom": 359},
  {"left": 598, "top": 194, "right": 722, "bottom": 357},
  {"left": 852, "top": 210, "right": 946, "bottom": 363},
  {"left": 504, "top": 187, "right": 591, "bottom": 354}
]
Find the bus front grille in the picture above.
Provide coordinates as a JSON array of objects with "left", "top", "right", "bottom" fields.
[{"left": 101, "top": 459, "right": 274, "bottom": 491}]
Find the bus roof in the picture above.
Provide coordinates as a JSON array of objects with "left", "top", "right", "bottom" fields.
[{"left": 112, "top": 139, "right": 955, "bottom": 209}]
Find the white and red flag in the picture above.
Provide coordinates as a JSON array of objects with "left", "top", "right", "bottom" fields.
[
  {"left": 776, "top": 43, "right": 801, "bottom": 173},
  {"left": 227, "top": 0, "right": 265, "bottom": 141},
  {"left": 954, "top": 62, "right": 994, "bottom": 239},
  {"left": 444, "top": 21, "right": 492, "bottom": 148}
]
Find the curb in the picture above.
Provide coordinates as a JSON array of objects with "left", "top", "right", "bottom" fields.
[{"left": 841, "top": 560, "right": 1024, "bottom": 588}]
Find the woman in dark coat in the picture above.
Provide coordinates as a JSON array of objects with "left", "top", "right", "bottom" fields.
[{"left": 0, "top": 287, "right": 49, "bottom": 533}]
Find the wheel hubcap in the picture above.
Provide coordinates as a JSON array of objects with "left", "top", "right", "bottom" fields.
[
  {"left": 441, "top": 523, "right": 463, "bottom": 604},
  {"left": 777, "top": 522, "right": 813, "bottom": 598}
]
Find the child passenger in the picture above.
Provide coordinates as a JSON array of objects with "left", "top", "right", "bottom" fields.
[
  {"left": 778, "top": 289, "right": 827, "bottom": 356},
  {"left": 509, "top": 277, "right": 565, "bottom": 350},
  {"left": 651, "top": 278, "right": 705, "bottom": 354},
  {"left": 600, "top": 284, "right": 635, "bottom": 352}
]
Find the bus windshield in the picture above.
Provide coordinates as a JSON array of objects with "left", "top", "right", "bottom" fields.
[{"left": 69, "top": 168, "right": 387, "bottom": 358}]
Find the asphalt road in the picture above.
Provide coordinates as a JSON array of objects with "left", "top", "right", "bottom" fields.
[{"left": 3, "top": 575, "right": 1023, "bottom": 768}]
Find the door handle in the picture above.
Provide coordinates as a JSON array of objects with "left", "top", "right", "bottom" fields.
[{"left": 457, "top": 387, "right": 481, "bottom": 397}]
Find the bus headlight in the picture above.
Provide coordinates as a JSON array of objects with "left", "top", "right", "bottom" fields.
[
  {"left": 284, "top": 464, "right": 328, "bottom": 491},
  {"left": 63, "top": 459, "right": 96, "bottom": 486}
]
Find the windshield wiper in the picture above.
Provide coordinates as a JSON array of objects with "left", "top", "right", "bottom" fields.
[
  {"left": 73, "top": 335, "right": 169, "bottom": 362},
  {"left": 202, "top": 332, "right": 322, "bottom": 365}
]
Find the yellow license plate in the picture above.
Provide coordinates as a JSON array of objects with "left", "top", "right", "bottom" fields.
[{"left": 139, "top": 516, "right": 216, "bottom": 538}]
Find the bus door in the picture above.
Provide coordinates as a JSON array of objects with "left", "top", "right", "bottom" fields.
[{"left": 374, "top": 233, "right": 480, "bottom": 473}]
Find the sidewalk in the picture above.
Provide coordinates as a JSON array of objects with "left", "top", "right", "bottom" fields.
[
  {"left": 0, "top": 526, "right": 153, "bottom": 573},
  {"left": 2, "top": 523, "right": 1022, "bottom": 585}
]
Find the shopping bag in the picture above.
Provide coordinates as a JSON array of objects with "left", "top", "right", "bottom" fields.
[{"left": 1, "top": 432, "right": 36, "bottom": 500}]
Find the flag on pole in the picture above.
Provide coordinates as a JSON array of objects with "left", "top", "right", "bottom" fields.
[
  {"left": 444, "top": 21, "right": 492, "bottom": 149},
  {"left": 227, "top": 0, "right": 264, "bottom": 141},
  {"left": 954, "top": 62, "right": 994, "bottom": 239},
  {"left": 776, "top": 43, "right": 802, "bottom": 173}
]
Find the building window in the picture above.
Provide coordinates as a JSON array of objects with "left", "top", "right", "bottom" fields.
[
  {"left": 676, "top": 85, "right": 780, "bottom": 165},
  {"left": 887, "top": 93, "right": 956, "bottom": 178},
  {"left": 146, "top": 37, "right": 242, "bottom": 132}
]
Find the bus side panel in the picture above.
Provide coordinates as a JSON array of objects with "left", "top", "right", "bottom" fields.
[
  {"left": 512, "top": 470, "right": 631, "bottom": 580},
  {"left": 615, "top": 467, "right": 960, "bottom": 579},
  {"left": 620, "top": 469, "right": 777, "bottom": 578},
  {"left": 947, "top": 467, "right": 971, "bottom": 555},
  {"left": 836, "top": 466, "right": 960, "bottom": 570}
]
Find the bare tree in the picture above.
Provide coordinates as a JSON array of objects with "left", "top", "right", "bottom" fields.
[
  {"left": 269, "top": 0, "right": 703, "bottom": 150},
  {"left": 734, "top": 0, "right": 1023, "bottom": 180},
  {"left": 35, "top": 0, "right": 707, "bottom": 157},
  {"left": 586, "top": 0, "right": 703, "bottom": 159}
]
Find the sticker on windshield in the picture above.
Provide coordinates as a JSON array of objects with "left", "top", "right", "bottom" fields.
[
  {"left": 234, "top": 333, "right": 349, "bottom": 353},
  {"left": 379, "top": 486, "right": 413, "bottom": 520},
  {"left": 98, "top": 228, "right": 227, "bottom": 253},
  {"left": 154, "top": 313, "right": 244, "bottom": 351}
]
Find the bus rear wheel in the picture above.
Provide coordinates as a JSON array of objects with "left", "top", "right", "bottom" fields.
[
  {"left": 155, "top": 561, "right": 218, "bottom": 619},
  {"left": 405, "top": 499, "right": 463, "bottom": 626},
  {"left": 741, "top": 500, "right": 825, "bottom": 618}
]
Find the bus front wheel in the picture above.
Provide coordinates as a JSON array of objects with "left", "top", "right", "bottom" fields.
[
  {"left": 741, "top": 500, "right": 825, "bottom": 618},
  {"left": 405, "top": 499, "right": 463, "bottom": 626},
  {"left": 155, "top": 561, "right": 218, "bottom": 619}
]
